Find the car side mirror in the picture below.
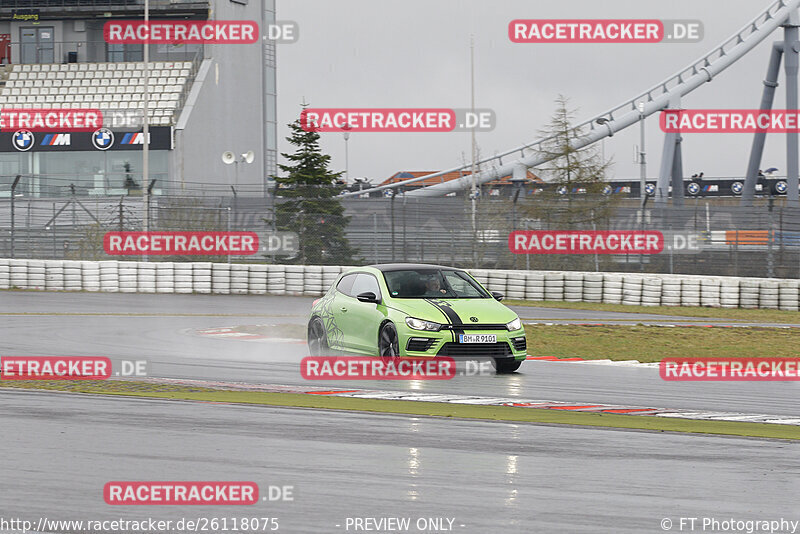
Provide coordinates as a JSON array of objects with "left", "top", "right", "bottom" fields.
[
  {"left": 491, "top": 291, "right": 504, "bottom": 301},
  {"left": 356, "top": 291, "right": 381, "bottom": 304}
]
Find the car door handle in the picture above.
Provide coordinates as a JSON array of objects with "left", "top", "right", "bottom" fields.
[{"left": 340, "top": 307, "right": 347, "bottom": 312}]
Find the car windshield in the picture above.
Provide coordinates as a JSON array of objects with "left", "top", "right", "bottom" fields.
[{"left": 382, "top": 269, "right": 490, "bottom": 299}]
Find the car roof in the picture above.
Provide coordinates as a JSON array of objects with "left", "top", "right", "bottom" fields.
[{"left": 366, "top": 263, "right": 463, "bottom": 272}]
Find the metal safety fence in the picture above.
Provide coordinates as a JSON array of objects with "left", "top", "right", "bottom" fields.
[{"left": 1, "top": 189, "right": 800, "bottom": 279}]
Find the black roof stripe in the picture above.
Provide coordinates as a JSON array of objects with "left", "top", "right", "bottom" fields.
[{"left": 368, "top": 263, "right": 462, "bottom": 272}]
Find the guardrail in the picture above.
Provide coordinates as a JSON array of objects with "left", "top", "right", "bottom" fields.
[{"left": 1, "top": 258, "right": 798, "bottom": 311}]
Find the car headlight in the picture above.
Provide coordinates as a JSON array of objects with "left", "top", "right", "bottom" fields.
[
  {"left": 506, "top": 317, "right": 522, "bottom": 331},
  {"left": 405, "top": 317, "right": 442, "bottom": 331}
]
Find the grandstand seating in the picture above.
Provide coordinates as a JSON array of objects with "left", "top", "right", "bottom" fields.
[{"left": 0, "top": 61, "right": 194, "bottom": 126}]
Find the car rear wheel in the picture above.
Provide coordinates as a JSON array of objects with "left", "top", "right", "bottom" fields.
[
  {"left": 307, "top": 318, "right": 328, "bottom": 356},
  {"left": 378, "top": 323, "right": 399, "bottom": 361},
  {"left": 494, "top": 358, "right": 522, "bottom": 374}
]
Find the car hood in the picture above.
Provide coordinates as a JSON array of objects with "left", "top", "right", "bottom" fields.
[{"left": 389, "top": 297, "right": 518, "bottom": 326}]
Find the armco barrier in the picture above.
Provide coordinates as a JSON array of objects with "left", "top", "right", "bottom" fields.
[{"left": 0, "top": 258, "right": 799, "bottom": 311}]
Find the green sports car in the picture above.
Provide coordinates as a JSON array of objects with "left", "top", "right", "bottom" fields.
[{"left": 307, "top": 264, "right": 527, "bottom": 373}]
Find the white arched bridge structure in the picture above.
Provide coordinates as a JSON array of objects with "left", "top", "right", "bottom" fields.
[{"left": 341, "top": 0, "right": 800, "bottom": 207}]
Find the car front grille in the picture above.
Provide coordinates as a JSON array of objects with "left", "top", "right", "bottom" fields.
[
  {"left": 512, "top": 336, "right": 527, "bottom": 352},
  {"left": 442, "top": 323, "right": 508, "bottom": 330},
  {"left": 437, "top": 342, "right": 512, "bottom": 358},
  {"left": 406, "top": 337, "right": 437, "bottom": 352}
]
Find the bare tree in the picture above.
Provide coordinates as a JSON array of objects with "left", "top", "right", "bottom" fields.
[{"left": 521, "top": 95, "right": 619, "bottom": 270}]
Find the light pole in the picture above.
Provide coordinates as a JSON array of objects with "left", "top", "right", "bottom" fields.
[
  {"left": 147, "top": 179, "right": 157, "bottom": 230},
  {"left": 469, "top": 35, "right": 478, "bottom": 267},
  {"left": 341, "top": 123, "right": 353, "bottom": 181},
  {"left": 222, "top": 151, "right": 255, "bottom": 188},
  {"left": 637, "top": 102, "right": 647, "bottom": 272},
  {"left": 510, "top": 175, "right": 525, "bottom": 269},
  {"left": 510, "top": 175, "right": 525, "bottom": 229},
  {"left": 142, "top": 0, "right": 150, "bottom": 238},
  {"left": 222, "top": 151, "right": 254, "bottom": 243},
  {"left": 638, "top": 101, "right": 646, "bottom": 202},
  {"left": 595, "top": 117, "right": 609, "bottom": 164},
  {"left": 10, "top": 174, "right": 21, "bottom": 259}
]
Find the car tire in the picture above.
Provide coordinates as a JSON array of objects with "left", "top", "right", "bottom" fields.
[
  {"left": 378, "top": 323, "right": 400, "bottom": 361},
  {"left": 494, "top": 358, "right": 522, "bottom": 374},
  {"left": 307, "top": 317, "right": 328, "bottom": 356}
]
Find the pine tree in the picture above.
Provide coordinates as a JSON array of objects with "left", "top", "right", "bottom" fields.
[{"left": 274, "top": 107, "right": 358, "bottom": 265}]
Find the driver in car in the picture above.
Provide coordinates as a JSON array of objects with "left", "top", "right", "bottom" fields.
[{"left": 425, "top": 276, "right": 447, "bottom": 295}]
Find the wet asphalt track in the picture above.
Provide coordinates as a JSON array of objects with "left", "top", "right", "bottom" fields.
[
  {"left": 1, "top": 291, "right": 799, "bottom": 415},
  {"left": 2, "top": 291, "right": 800, "bottom": 533},
  {"left": 1, "top": 389, "right": 799, "bottom": 534}
]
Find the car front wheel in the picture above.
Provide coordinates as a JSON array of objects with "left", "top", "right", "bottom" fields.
[
  {"left": 495, "top": 358, "right": 522, "bottom": 374},
  {"left": 378, "top": 323, "right": 399, "bottom": 361},
  {"left": 308, "top": 318, "right": 328, "bottom": 356}
]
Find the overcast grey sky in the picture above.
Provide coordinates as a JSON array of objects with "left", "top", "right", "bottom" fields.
[{"left": 276, "top": 0, "right": 791, "bottom": 184}]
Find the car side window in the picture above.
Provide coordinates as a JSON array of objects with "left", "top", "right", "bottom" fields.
[
  {"left": 349, "top": 273, "right": 382, "bottom": 300},
  {"left": 336, "top": 274, "right": 357, "bottom": 295}
]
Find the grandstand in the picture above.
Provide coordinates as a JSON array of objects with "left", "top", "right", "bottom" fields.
[
  {"left": 0, "top": 61, "right": 195, "bottom": 126},
  {"left": 0, "top": 0, "right": 277, "bottom": 197}
]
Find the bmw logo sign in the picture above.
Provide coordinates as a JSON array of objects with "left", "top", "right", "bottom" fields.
[
  {"left": 12, "top": 130, "right": 34, "bottom": 152},
  {"left": 92, "top": 128, "right": 114, "bottom": 150},
  {"left": 775, "top": 180, "right": 788, "bottom": 194},
  {"left": 731, "top": 181, "right": 743, "bottom": 195},
  {"left": 644, "top": 183, "right": 656, "bottom": 196},
  {"left": 687, "top": 182, "right": 700, "bottom": 195},
  {"left": 602, "top": 185, "right": 613, "bottom": 195},
  {"left": 557, "top": 185, "right": 567, "bottom": 195}
]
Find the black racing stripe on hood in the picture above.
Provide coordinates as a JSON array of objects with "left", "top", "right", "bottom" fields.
[
  {"left": 421, "top": 299, "right": 451, "bottom": 324},
  {"left": 425, "top": 299, "right": 463, "bottom": 342},
  {"left": 425, "top": 299, "right": 463, "bottom": 325}
]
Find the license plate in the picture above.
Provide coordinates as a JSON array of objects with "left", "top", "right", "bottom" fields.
[{"left": 459, "top": 334, "right": 496, "bottom": 343}]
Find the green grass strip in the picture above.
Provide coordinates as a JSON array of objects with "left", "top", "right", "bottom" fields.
[
  {"left": 524, "top": 324, "right": 800, "bottom": 361},
  {"left": 0, "top": 312, "right": 299, "bottom": 317},
  {"left": 506, "top": 299, "right": 800, "bottom": 323},
  {"left": 1, "top": 380, "right": 798, "bottom": 440}
]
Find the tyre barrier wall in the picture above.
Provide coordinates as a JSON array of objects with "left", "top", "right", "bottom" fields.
[
  {"left": 0, "top": 259, "right": 799, "bottom": 311},
  {"left": 470, "top": 270, "right": 799, "bottom": 311}
]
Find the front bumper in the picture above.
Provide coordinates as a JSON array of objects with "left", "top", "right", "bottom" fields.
[{"left": 401, "top": 327, "right": 527, "bottom": 361}]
